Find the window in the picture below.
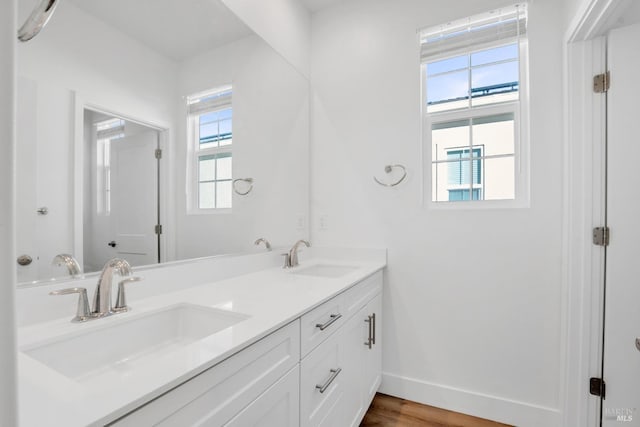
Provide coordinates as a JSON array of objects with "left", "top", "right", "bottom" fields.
[
  {"left": 421, "top": 4, "right": 528, "bottom": 205},
  {"left": 187, "top": 86, "right": 233, "bottom": 211},
  {"left": 95, "top": 118, "right": 125, "bottom": 215}
]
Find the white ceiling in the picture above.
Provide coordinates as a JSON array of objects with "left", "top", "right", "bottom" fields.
[
  {"left": 301, "top": 0, "right": 350, "bottom": 13},
  {"left": 67, "top": 0, "right": 254, "bottom": 62}
]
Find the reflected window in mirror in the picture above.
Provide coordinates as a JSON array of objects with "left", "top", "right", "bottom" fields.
[
  {"left": 95, "top": 118, "right": 125, "bottom": 215},
  {"left": 187, "top": 86, "right": 233, "bottom": 211}
]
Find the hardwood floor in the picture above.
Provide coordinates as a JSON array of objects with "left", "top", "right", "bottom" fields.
[{"left": 360, "top": 393, "right": 512, "bottom": 427}]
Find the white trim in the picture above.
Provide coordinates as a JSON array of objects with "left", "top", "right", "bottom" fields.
[
  {"left": 421, "top": 38, "right": 530, "bottom": 209},
  {"left": 380, "top": 372, "right": 561, "bottom": 427},
  {"left": 561, "top": 0, "right": 625, "bottom": 425},
  {"left": 0, "top": 0, "right": 18, "bottom": 424}
]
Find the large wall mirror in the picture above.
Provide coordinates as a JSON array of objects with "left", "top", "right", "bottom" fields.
[{"left": 16, "top": 0, "right": 310, "bottom": 284}]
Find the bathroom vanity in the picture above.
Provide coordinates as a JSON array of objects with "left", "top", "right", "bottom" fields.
[{"left": 17, "top": 249, "right": 385, "bottom": 426}]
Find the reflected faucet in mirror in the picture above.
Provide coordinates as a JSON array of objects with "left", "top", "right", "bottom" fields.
[
  {"left": 254, "top": 238, "right": 271, "bottom": 251},
  {"left": 51, "top": 254, "right": 82, "bottom": 278}
]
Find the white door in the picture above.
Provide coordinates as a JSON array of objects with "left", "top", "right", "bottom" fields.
[
  {"left": 602, "top": 22, "right": 640, "bottom": 426},
  {"left": 109, "top": 130, "right": 158, "bottom": 267}
]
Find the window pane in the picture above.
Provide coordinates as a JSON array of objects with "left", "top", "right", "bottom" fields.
[
  {"left": 218, "top": 119, "right": 232, "bottom": 147},
  {"left": 199, "top": 155, "right": 216, "bottom": 182},
  {"left": 471, "top": 61, "right": 519, "bottom": 106},
  {"left": 426, "top": 54, "right": 468, "bottom": 76},
  {"left": 217, "top": 154, "right": 232, "bottom": 180},
  {"left": 432, "top": 120, "right": 470, "bottom": 161},
  {"left": 472, "top": 114, "right": 515, "bottom": 157},
  {"left": 446, "top": 157, "right": 480, "bottom": 185},
  {"left": 471, "top": 44, "right": 518, "bottom": 67},
  {"left": 483, "top": 156, "right": 515, "bottom": 200},
  {"left": 216, "top": 181, "right": 232, "bottom": 209},
  {"left": 432, "top": 162, "right": 451, "bottom": 202},
  {"left": 199, "top": 182, "right": 215, "bottom": 209},
  {"left": 426, "top": 70, "right": 469, "bottom": 112}
]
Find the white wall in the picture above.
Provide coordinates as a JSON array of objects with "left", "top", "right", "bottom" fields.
[
  {"left": 175, "top": 34, "right": 310, "bottom": 260},
  {"left": 310, "top": 0, "right": 565, "bottom": 425},
  {"left": 221, "top": 0, "right": 311, "bottom": 78},
  {"left": 0, "top": 0, "right": 18, "bottom": 424}
]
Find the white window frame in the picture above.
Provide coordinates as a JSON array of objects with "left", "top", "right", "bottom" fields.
[
  {"left": 186, "top": 86, "right": 233, "bottom": 214},
  {"left": 421, "top": 15, "right": 530, "bottom": 209}
]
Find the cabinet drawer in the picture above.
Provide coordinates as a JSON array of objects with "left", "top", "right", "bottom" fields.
[
  {"left": 300, "top": 294, "right": 346, "bottom": 357},
  {"left": 111, "top": 320, "right": 300, "bottom": 427},
  {"left": 342, "top": 270, "right": 382, "bottom": 319},
  {"left": 224, "top": 365, "right": 299, "bottom": 427},
  {"left": 300, "top": 329, "right": 345, "bottom": 427}
]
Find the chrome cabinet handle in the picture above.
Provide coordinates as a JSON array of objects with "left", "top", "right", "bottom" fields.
[
  {"left": 364, "top": 315, "right": 373, "bottom": 349},
  {"left": 316, "top": 313, "right": 342, "bottom": 331},
  {"left": 315, "top": 368, "right": 342, "bottom": 393},
  {"left": 372, "top": 312, "right": 376, "bottom": 345},
  {"left": 49, "top": 287, "right": 91, "bottom": 322}
]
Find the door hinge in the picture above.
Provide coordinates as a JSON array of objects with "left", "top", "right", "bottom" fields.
[
  {"left": 593, "top": 71, "right": 610, "bottom": 93},
  {"left": 155, "top": 148, "right": 162, "bottom": 159},
  {"left": 590, "top": 377, "right": 606, "bottom": 398},
  {"left": 593, "top": 226, "right": 610, "bottom": 246},
  {"left": 155, "top": 224, "right": 163, "bottom": 235}
]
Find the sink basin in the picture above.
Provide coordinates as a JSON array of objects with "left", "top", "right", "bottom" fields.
[
  {"left": 23, "top": 303, "right": 249, "bottom": 382},
  {"left": 291, "top": 264, "right": 358, "bottom": 278}
]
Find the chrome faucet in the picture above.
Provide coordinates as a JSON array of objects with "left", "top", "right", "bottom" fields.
[
  {"left": 51, "top": 258, "right": 142, "bottom": 322},
  {"left": 254, "top": 237, "right": 272, "bottom": 251},
  {"left": 283, "top": 239, "right": 310, "bottom": 268},
  {"left": 92, "top": 258, "right": 132, "bottom": 317},
  {"left": 52, "top": 253, "right": 82, "bottom": 277}
]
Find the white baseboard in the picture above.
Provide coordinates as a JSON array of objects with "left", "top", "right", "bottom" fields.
[{"left": 379, "top": 372, "right": 561, "bottom": 427}]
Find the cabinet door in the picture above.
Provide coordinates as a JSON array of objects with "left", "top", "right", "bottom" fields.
[
  {"left": 363, "top": 293, "right": 382, "bottom": 404},
  {"left": 340, "top": 305, "right": 368, "bottom": 427},
  {"left": 300, "top": 328, "right": 345, "bottom": 427},
  {"left": 224, "top": 366, "right": 299, "bottom": 427}
]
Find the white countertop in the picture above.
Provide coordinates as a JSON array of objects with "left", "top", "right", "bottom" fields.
[{"left": 17, "top": 256, "right": 385, "bottom": 427}]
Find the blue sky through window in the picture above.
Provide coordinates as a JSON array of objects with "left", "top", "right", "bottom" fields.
[{"left": 426, "top": 43, "right": 519, "bottom": 106}]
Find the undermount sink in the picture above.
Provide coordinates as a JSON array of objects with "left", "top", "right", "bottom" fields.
[
  {"left": 291, "top": 264, "right": 358, "bottom": 278},
  {"left": 23, "top": 303, "right": 249, "bottom": 382}
]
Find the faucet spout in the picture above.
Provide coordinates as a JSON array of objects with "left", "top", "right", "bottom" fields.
[
  {"left": 288, "top": 239, "right": 310, "bottom": 268},
  {"left": 92, "top": 258, "right": 132, "bottom": 316},
  {"left": 52, "top": 253, "right": 82, "bottom": 277}
]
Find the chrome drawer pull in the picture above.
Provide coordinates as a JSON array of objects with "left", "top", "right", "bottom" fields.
[
  {"left": 364, "top": 315, "right": 373, "bottom": 349},
  {"left": 316, "top": 368, "right": 342, "bottom": 393},
  {"left": 372, "top": 312, "right": 376, "bottom": 345},
  {"left": 316, "top": 313, "right": 342, "bottom": 331}
]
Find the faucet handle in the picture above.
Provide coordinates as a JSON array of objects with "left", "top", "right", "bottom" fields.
[
  {"left": 281, "top": 253, "right": 292, "bottom": 269},
  {"left": 114, "top": 276, "right": 143, "bottom": 312},
  {"left": 50, "top": 287, "right": 91, "bottom": 323}
]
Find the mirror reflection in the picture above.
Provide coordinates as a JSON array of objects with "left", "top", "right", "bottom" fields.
[{"left": 16, "top": 0, "right": 310, "bottom": 284}]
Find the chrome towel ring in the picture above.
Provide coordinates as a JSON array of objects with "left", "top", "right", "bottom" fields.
[
  {"left": 232, "top": 178, "right": 254, "bottom": 195},
  {"left": 18, "top": 0, "right": 60, "bottom": 42},
  {"left": 374, "top": 164, "right": 407, "bottom": 187}
]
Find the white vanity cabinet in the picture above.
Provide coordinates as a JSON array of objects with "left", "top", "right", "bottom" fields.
[
  {"left": 110, "top": 321, "right": 301, "bottom": 427},
  {"left": 110, "top": 270, "right": 383, "bottom": 427},
  {"left": 300, "top": 271, "right": 383, "bottom": 427}
]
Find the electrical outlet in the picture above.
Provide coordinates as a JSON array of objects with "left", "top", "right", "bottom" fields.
[
  {"left": 319, "top": 214, "right": 329, "bottom": 231},
  {"left": 296, "top": 214, "right": 306, "bottom": 230}
]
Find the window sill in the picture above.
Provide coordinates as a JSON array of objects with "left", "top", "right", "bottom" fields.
[
  {"left": 425, "top": 198, "right": 529, "bottom": 210},
  {"left": 187, "top": 208, "right": 233, "bottom": 216}
]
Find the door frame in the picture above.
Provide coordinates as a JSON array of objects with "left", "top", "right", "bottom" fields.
[
  {"left": 72, "top": 94, "right": 172, "bottom": 272},
  {"left": 562, "top": 1, "right": 633, "bottom": 426}
]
